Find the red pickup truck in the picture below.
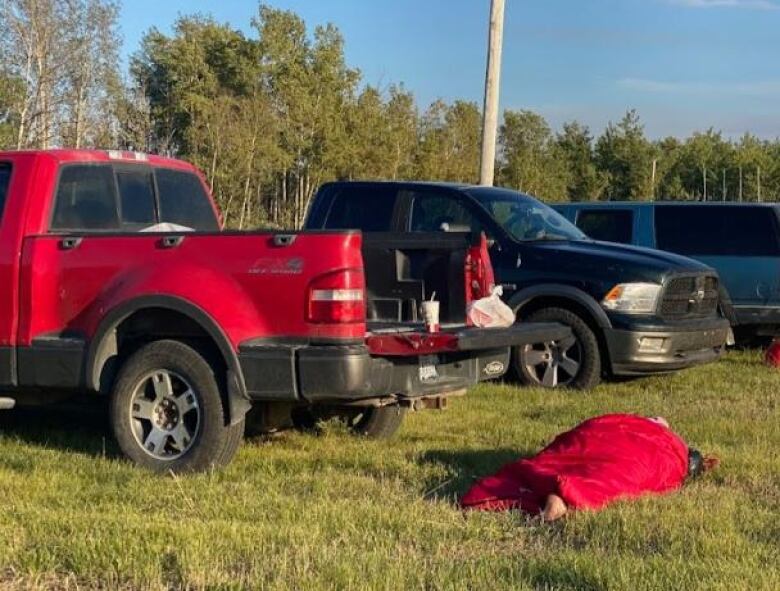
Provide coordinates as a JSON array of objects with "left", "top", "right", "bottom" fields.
[{"left": 0, "top": 150, "right": 568, "bottom": 472}]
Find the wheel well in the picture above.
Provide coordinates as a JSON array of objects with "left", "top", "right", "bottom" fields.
[
  {"left": 516, "top": 296, "right": 613, "bottom": 374},
  {"left": 94, "top": 308, "right": 228, "bottom": 400}
]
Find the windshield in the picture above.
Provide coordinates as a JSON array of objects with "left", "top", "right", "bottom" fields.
[{"left": 470, "top": 188, "right": 586, "bottom": 242}]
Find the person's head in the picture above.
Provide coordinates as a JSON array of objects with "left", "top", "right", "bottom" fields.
[{"left": 688, "top": 448, "right": 720, "bottom": 478}]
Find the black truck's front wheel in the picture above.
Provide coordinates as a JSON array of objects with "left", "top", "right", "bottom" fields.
[
  {"left": 514, "top": 307, "right": 601, "bottom": 390},
  {"left": 110, "top": 340, "right": 244, "bottom": 473}
]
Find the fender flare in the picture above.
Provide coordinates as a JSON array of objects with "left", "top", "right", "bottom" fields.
[
  {"left": 507, "top": 284, "right": 613, "bottom": 330},
  {"left": 85, "top": 295, "right": 250, "bottom": 425}
]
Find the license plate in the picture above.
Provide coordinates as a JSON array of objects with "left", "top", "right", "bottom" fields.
[{"left": 419, "top": 356, "right": 439, "bottom": 383}]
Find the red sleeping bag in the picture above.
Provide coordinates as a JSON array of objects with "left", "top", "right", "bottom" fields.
[{"left": 461, "top": 414, "right": 690, "bottom": 513}]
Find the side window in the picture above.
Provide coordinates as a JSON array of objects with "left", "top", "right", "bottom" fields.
[
  {"left": 0, "top": 163, "right": 11, "bottom": 221},
  {"left": 51, "top": 165, "right": 119, "bottom": 231},
  {"left": 156, "top": 169, "right": 219, "bottom": 231},
  {"left": 324, "top": 186, "right": 397, "bottom": 232},
  {"left": 410, "top": 192, "right": 481, "bottom": 233},
  {"left": 655, "top": 206, "right": 780, "bottom": 256},
  {"left": 117, "top": 170, "right": 156, "bottom": 227},
  {"left": 576, "top": 210, "right": 634, "bottom": 244}
]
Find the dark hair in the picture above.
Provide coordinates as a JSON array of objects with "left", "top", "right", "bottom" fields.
[{"left": 688, "top": 448, "right": 704, "bottom": 478}]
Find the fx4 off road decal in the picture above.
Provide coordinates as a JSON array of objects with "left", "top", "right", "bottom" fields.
[{"left": 248, "top": 257, "right": 304, "bottom": 275}]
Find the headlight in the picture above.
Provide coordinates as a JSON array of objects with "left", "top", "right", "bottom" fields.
[{"left": 601, "top": 283, "right": 661, "bottom": 314}]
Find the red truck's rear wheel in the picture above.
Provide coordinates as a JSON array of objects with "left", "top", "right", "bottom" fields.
[
  {"left": 109, "top": 340, "right": 244, "bottom": 473},
  {"left": 293, "top": 404, "right": 406, "bottom": 439},
  {"left": 342, "top": 405, "right": 407, "bottom": 438}
]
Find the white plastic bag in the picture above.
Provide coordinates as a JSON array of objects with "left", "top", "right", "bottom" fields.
[
  {"left": 141, "top": 222, "right": 194, "bottom": 233},
  {"left": 467, "top": 286, "right": 515, "bottom": 328}
]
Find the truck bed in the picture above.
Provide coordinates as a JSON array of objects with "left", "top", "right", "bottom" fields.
[{"left": 362, "top": 232, "right": 483, "bottom": 326}]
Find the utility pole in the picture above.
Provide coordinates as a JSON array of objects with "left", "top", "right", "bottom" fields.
[
  {"left": 758, "top": 166, "right": 762, "bottom": 202},
  {"left": 479, "top": 0, "right": 505, "bottom": 186},
  {"left": 722, "top": 169, "right": 726, "bottom": 201}
]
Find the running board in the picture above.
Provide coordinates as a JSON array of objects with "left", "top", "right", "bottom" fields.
[{"left": 0, "top": 397, "right": 15, "bottom": 410}]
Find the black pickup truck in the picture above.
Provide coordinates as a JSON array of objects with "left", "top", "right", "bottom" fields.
[{"left": 305, "top": 182, "right": 731, "bottom": 390}]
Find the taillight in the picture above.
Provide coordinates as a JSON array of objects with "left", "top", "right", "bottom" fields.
[{"left": 306, "top": 268, "right": 365, "bottom": 324}]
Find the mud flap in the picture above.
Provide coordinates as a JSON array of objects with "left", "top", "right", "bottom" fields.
[{"left": 227, "top": 369, "right": 252, "bottom": 426}]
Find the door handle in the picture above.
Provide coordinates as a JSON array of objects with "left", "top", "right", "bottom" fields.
[
  {"left": 60, "top": 237, "right": 82, "bottom": 250},
  {"left": 273, "top": 234, "right": 297, "bottom": 247},
  {"left": 160, "top": 235, "right": 185, "bottom": 249}
]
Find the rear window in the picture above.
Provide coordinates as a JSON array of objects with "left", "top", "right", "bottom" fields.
[
  {"left": 0, "top": 163, "right": 11, "bottom": 220},
  {"left": 655, "top": 206, "right": 780, "bottom": 256},
  {"left": 156, "top": 169, "right": 219, "bottom": 231},
  {"left": 324, "top": 186, "right": 397, "bottom": 232},
  {"left": 409, "top": 191, "right": 482, "bottom": 233},
  {"left": 576, "top": 209, "right": 633, "bottom": 244},
  {"left": 117, "top": 170, "right": 156, "bottom": 227},
  {"left": 51, "top": 165, "right": 120, "bottom": 231}
]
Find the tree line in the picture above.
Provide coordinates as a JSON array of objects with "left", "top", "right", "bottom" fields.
[{"left": 2, "top": 1, "right": 779, "bottom": 229}]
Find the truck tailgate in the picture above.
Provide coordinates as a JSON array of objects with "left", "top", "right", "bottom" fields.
[{"left": 366, "top": 322, "right": 571, "bottom": 356}]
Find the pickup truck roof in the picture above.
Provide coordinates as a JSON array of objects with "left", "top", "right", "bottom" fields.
[
  {"left": 320, "top": 180, "right": 473, "bottom": 190},
  {"left": 0, "top": 149, "right": 200, "bottom": 171}
]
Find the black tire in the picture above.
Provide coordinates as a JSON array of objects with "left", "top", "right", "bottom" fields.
[
  {"left": 513, "top": 307, "right": 601, "bottom": 390},
  {"left": 345, "top": 405, "right": 407, "bottom": 438},
  {"left": 109, "top": 340, "right": 244, "bottom": 473},
  {"left": 290, "top": 406, "right": 320, "bottom": 433},
  {"left": 292, "top": 404, "right": 407, "bottom": 439}
]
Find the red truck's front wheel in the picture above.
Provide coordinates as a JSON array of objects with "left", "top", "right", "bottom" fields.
[{"left": 109, "top": 340, "right": 244, "bottom": 473}]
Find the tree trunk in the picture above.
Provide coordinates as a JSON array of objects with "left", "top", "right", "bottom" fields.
[
  {"left": 74, "top": 79, "right": 87, "bottom": 148},
  {"left": 209, "top": 128, "right": 219, "bottom": 188},
  {"left": 282, "top": 170, "right": 288, "bottom": 219},
  {"left": 238, "top": 136, "right": 257, "bottom": 230},
  {"left": 296, "top": 172, "right": 305, "bottom": 229}
]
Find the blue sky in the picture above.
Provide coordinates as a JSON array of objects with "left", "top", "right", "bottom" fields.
[{"left": 119, "top": 0, "right": 780, "bottom": 139}]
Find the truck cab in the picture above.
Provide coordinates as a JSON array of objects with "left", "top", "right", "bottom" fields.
[{"left": 305, "top": 182, "right": 731, "bottom": 389}]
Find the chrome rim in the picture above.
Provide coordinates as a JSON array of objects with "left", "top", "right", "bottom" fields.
[
  {"left": 520, "top": 334, "right": 582, "bottom": 387},
  {"left": 129, "top": 370, "right": 201, "bottom": 461}
]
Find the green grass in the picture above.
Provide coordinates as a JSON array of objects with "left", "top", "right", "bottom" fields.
[{"left": 1, "top": 349, "right": 778, "bottom": 590}]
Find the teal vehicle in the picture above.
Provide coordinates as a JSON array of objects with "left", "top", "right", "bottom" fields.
[{"left": 553, "top": 202, "right": 780, "bottom": 343}]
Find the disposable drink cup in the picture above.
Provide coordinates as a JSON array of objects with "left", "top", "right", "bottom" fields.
[{"left": 421, "top": 300, "right": 440, "bottom": 333}]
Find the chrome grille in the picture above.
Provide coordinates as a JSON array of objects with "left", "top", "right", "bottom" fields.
[{"left": 659, "top": 275, "right": 719, "bottom": 319}]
